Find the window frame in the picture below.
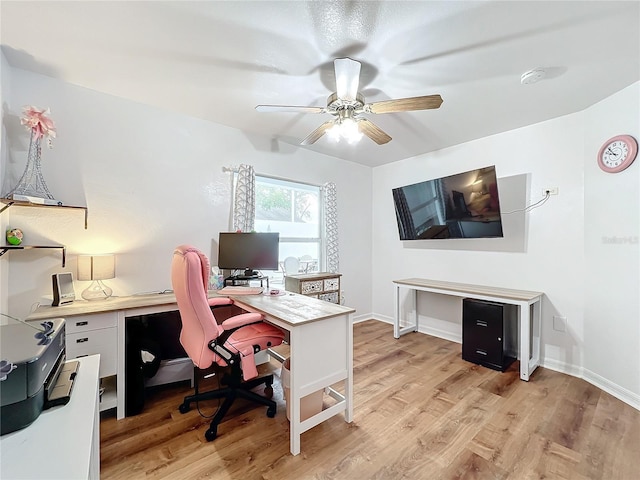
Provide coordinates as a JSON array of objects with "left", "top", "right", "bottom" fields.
[{"left": 253, "top": 174, "right": 325, "bottom": 272}]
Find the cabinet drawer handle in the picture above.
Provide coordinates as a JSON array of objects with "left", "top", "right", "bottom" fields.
[
  {"left": 476, "top": 320, "right": 488, "bottom": 327},
  {"left": 76, "top": 321, "right": 88, "bottom": 327},
  {"left": 76, "top": 337, "right": 89, "bottom": 343},
  {"left": 475, "top": 349, "right": 488, "bottom": 356}
]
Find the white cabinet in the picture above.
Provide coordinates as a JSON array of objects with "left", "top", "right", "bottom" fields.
[{"left": 64, "top": 312, "right": 118, "bottom": 411}]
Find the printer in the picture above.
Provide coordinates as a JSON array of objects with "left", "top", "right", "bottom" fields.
[{"left": 0, "top": 318, "right": 66, "bottom": 435}]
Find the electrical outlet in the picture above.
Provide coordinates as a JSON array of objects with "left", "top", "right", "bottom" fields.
[
  {"left": 542, "top": 187, "right": 559, "bottom": 196},
  {"left": 553, "top": 315, "right": 567, "bottom": 332}
]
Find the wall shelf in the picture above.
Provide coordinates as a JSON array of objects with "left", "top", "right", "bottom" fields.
[
  {"left": 0, "top": 198, "right": 88, "bottom": 229},
  {"left": 0, "top": 198, "right": 86, "bottom": 267},
  {"left": 0, "top": 245, "right": 67, "bottom": 267}
]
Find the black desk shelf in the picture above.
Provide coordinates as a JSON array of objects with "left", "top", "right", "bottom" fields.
[{"left": 224, "top": 275, "right": 269, "bottom": 288}]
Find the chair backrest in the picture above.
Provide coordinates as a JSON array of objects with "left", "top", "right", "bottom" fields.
[
  {"left": 283, "top": 256, "right": 299, "bottom": 275},
  {"left": 171, "top": 245, "right": 223, "bottom": 369}
]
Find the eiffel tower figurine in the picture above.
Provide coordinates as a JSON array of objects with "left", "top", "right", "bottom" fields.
[{"left": 4, "top": 106, "right": 60, "bottom": 205}]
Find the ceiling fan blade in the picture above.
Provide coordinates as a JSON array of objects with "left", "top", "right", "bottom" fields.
[
  {"left": 300, "top": 121, "right": 335, "bottom": 145},
  {"left": 367, "top": 94, "right": 443, "bottom": 114},
  {"left": 358, "top": 118, "right": 392, "bottom": 145},
  {"left": 334, "top": 58, "right": 361, "bottom": 101},
  {"left": 255, "top": 105, "right": 326, "bottom": 113}
]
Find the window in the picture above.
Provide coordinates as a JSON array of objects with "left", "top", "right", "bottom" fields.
[{"left": 254, "top": 175, "right": 322, "bottom": 278}]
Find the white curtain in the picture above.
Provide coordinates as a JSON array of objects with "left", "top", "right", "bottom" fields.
[
  {"left": 232, "top": 164, "right": 255, "bottom": 232},
  {"left": 321, "top": 182, "right": 339, "bottom": 273}
]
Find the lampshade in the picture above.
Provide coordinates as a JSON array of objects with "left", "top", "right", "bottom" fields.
[
  {"left": 77, "top": 254, "right": 115, "bottom": 281},
  {"left": 77, "top": 254, "right": 115, "bottom": 301}
]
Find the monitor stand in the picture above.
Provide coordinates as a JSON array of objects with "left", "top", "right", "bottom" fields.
[{"left": 224, "top": 273, "right": 269, "bottom": 289}]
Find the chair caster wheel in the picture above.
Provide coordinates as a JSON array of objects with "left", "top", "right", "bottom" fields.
[
  {"left": 205, "top": 428, "right": 217, "bottom": 441},
  {"left": 264, "top": 386, "right": 274, "bottom": 398},
  {"left": 179, "top": 403, "right": 191, "bottom": 414},
  {"left": 266, "top": 406, "right": 276, "bottom": 418}
]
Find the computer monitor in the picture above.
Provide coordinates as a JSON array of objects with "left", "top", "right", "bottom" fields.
[{"left": 217, "top": 232, "right": 280, "bottom": 277}]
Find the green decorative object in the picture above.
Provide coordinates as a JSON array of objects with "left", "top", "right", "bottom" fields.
[{"left": 6, "top": 228, "right": 24, "bottom": 245}]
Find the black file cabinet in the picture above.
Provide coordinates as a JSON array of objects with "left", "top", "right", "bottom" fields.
[{"left": 462, "top": 298, "right": 516, "bottom": 372}]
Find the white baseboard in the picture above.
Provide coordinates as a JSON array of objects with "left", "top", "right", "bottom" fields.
[
  {"left": 541, "top": 357, "right": 583, "bottom": 378},
  {"left": 361, "top": 317, "right": 639, "bottom": 411},
  {"left": 368, "top": 313, "right": 392, "bottom": 324},
  {"left": 582, "top": 368, "right": 640, "bottom": 410},
  {"left": 353, "top": 312, "right": 376, "bottom": 324}
]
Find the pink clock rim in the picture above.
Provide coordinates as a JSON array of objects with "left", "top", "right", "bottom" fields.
[{"left": 597, "top": 134, "right": 638, "bottom": 173}]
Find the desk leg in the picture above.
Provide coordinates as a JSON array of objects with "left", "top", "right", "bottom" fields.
[
  {"left": 519, "top": 301, "right": 531, "bottom": 381},
  {"left": 529, "top": 300, "right": 541, "bottom": 379},
  {"left": 288, "top": 327, "right": 302, "bottom": 456},
  {"left": 394, "top": 285, "right": 418, "bottom": 338},
  {"left": 345, "top": 314, "right": 354, "bottom": 422},
  {"left": 117, "top": 312, "right": 126, "bottom": 419},
  {"left": 394, "top": 285, "right": 401, "bottom": 338}
]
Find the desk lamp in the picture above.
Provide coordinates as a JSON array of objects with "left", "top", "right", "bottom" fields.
[{"left": 77, "top": 254, "right": 115, "bottom": 301}]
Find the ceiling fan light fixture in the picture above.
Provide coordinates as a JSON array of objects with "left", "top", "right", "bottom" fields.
[
  {"left": 342, "top": 118, "right": 363, "bottom": 144},
  {"left": 327, "top": 123, "right": 342, "bottom": 142},
  {"left": 255, "top": 57, "right": 442, "bottom": 147},
  {"left": 327, "top": 110, "right": 363, "bottom": 144}
]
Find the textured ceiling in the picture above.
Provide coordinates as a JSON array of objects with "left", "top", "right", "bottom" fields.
[{"left": 1, "top": 1, "right": 639, "bottom": 167}]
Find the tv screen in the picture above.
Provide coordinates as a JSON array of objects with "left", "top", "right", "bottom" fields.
[
  {"left": 218, "top": 232, "right": 280, "bottom": 275},
  {"left": 392, "top": 166, "right": 504, "bottom": 240}
]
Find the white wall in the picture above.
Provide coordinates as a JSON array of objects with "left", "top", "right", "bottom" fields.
[
  {"left": 371, "top": 82, "right": 639, "bottom": 408},
  {"left": 2, "top": 67, "right": 373, "bottom": 320},
  {"left": 583, "top": 83, "right": 639, "bottom": 404}
]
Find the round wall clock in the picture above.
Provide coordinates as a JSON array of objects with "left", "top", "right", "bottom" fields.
[{"left": 597, "top": 134, "right": 638, "bottom": 173}]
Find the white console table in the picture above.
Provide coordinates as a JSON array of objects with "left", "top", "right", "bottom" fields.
[
  {"left": 0, "top": 355, "right": 101, "bottom": 479},
  {"left": 393, "top": 278, "right": 543, "bottom": 381}
]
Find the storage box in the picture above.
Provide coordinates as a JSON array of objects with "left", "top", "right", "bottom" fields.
[
  {"left": 280, "top": 358, "right": 323, "bottom": 422},
  {"left": 144, "top": 357, "right": 194, "bottom": 388}
]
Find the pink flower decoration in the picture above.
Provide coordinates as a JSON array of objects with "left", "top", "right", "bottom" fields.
[{"left": 21, "top": 106, "right": 56, "bottom": 147}]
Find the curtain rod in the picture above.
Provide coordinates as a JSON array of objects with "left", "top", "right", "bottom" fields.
[{"left": 222, "top": 165, "right": 326, "bottom": 189}]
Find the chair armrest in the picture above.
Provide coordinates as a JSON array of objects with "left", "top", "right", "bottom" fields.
[
  {"left": 209, "top": 312, "right": 265, "bottom": 357},
  {"left": 209, "top": 297, "right": 233, "bottom": 308},
  {"left": 221, "top": 312, "right": 264, "bottom": 330}
]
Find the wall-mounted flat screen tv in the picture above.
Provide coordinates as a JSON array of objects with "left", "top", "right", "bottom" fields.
[{"left": 392, "top": 166, "right": 504, "bottom": 240}]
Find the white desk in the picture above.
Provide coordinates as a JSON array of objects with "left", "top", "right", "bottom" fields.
[
  {"left": 28, "top": 293, "right": 195, "bottom": 419},
  {"left": 28, "top": 291, "right": 355, "bottom": 456},
  {"left": 227, "top": 292, "right": 355, "bottom": 456},
  {"left": 393, "top": 278, "right": 543, "bottom": 381},
  {"left": 0, "top": 355, "right": 101, "bottom": 479}
]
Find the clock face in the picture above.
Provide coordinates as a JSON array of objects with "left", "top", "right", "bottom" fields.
[{"left": 597, "top": 135, "right": 638, "bottom": 173}]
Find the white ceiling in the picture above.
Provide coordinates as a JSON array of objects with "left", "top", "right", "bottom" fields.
[{"left": 1, "top": 1, "right": 639, "bottom": 167}]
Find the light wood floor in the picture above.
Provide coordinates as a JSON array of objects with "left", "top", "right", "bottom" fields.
[{"left": 100, "top": 320, "right": 640, "bottom": 479}]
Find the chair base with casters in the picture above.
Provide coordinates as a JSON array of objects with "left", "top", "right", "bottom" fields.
[{"left": 179, "top": 360, "right": 277, "bottom": 441}]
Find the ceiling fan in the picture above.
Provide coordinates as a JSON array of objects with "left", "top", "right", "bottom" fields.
[{"left": 255, "top": 57, "right": 443, "bottom": 146}]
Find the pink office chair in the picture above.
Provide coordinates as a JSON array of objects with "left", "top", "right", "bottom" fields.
[{"left": 171, "top": 245, "right": 285, "bottom": 441}]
